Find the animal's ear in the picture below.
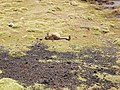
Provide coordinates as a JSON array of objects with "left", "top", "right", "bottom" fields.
[{"left": 46, "top": 32, "right": 49, "bottom": 36}]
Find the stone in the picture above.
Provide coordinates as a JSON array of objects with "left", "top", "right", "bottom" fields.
[{"left": 8, "top": 22, "right": 14, "bottom": 27}]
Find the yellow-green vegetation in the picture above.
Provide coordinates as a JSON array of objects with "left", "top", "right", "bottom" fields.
[
  {"left": 0, "top": 78, "right": 55, "bottom": 90},
  {"left": 0, "top": 0, "right": 120, "bottom": 89},
  {"left": 105, "top": 74, "right": 120, "bottom": 83},
  {"left": 78, "top": 75, "right": 87, "bottom": 81},
  {"left": 38, "top": 59, "right": 60, "bottom": 63},
  {"left": 94, "top": 72, "right": 120, "bottom": 83},
  {"left": 112, "top": 65, "right": 120, "bottom": 69},
  {"left": 0, "top": 0, "right": 119, "bottom": 54},
  {"left": 8, "top": 50, "right": 26, "bottom": 57},
  {"left": 0, "top": 78, "right": 24, "bottom": 90}
]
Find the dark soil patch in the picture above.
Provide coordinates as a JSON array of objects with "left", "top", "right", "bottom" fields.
[
  {"left": 0, "top": 43, "right": 79, "bottom": 90},
  {"left": 0, "top": 43, "right": 120, "bottom": 90}
]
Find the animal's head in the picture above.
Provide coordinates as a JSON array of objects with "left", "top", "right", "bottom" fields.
[
  {"left": 68, "top": 35, "right": 71, "bottom": 41},
  {"left": 45, "top": 32, "right": 50, "bottom": 40}
]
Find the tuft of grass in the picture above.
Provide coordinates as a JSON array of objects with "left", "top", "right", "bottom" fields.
[
  {"left": 78, "top": 75, "right": 87, "bottom": 81},
  {"left": 114, "top": 38, "right": 120, "bottom": 46},
  {"left": 9, "top": 51, "right": 26, "bottom": 57}
]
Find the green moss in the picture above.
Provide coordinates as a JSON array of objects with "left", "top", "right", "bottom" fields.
[{"left": 0, "top": 78, "right": 24, "bottom": 90}]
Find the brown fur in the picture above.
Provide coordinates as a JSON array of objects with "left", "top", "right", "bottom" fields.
[{"left": 45, "top": 32, "right": 71, "bottom": 41}]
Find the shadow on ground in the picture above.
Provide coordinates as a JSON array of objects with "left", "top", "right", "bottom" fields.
[{"left": 0, "top": 42, "right": 120, "bottom": 90}]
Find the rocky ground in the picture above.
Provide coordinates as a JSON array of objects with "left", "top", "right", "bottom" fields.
[{"left": 0, "top": 0, "right": 120, "bottom": 90}]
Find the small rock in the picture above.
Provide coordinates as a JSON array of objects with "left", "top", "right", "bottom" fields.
[
  {"left": 8, "top": 22, "right": 14, "bottom": 27},
  {"left": 51, "top": 55, "right": 57, "bottom": 59}
]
